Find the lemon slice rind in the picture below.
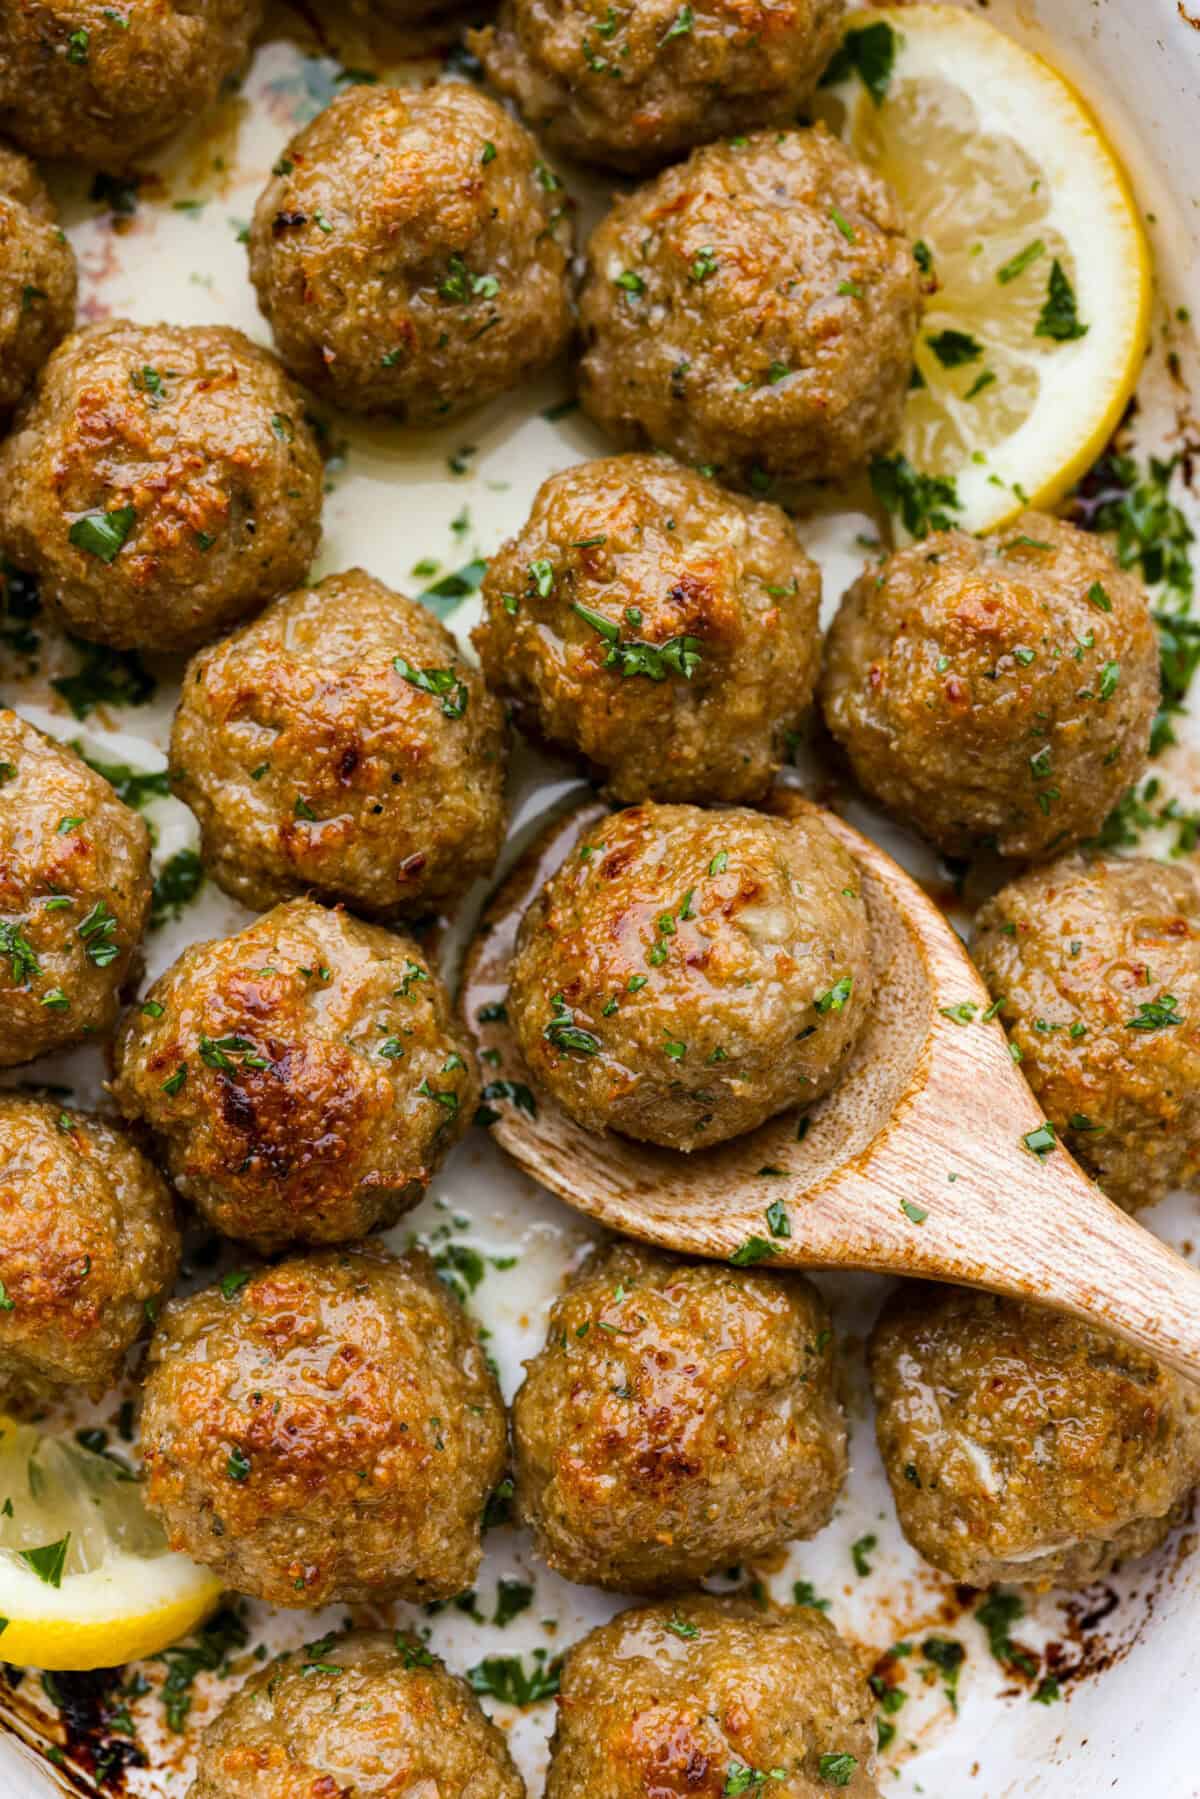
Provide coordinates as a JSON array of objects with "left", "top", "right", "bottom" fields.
[{"left": 0, "top": 1547, "right": 223, "bottom": 1671}]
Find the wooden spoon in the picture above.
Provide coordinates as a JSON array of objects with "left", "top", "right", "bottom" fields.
[{"left": 462, "top": 790, "right": 1200, "bottom": 1383}]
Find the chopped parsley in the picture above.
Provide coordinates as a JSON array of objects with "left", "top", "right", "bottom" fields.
[
  {"left": 78, "top": 899, "right": 119, "bottom": 966},
  {"left": 19, "top": 1536, "right": 70, "bottom": 1588},
  {"left": 544, "top": 993, "right": 601, "bottom": 1056},
  {"left": 68, "top": 506, "right": 136, "bottom": 564},
  {"left": 52, "top": 640, "right": 155, "bottom": 719},
  {"left": 151, "top": 849, "right": 204, "bottom": 927},
  {"left": 729, "top": 1236, "right": 778, "bottom": 1267},
  {"left": 393, "top": 655, "right": 468, "bottom": 719},
  {"left": 572, "top": 600, "right": 702, "bottom": 682},
  {"left": 661, "top": 1, "right": 693, "bottom": 36},
  {"left": 1127, "top": 994, "right": 1184, "bottom": 1030},
  {"left": 926, "top": 329, "right": 983, "bottom": 368},
  {"left": 0, "top": 920, "right": 41, "bottom": 986},
  {"left": 829, "top": 203, "right": 856, "bottom": 243},
  {"left": 155, "top": 1607, "right": 248, "bottom": 1733},
  {"left": 871, "top": 454, "right": 962, "bottom": 539},
  {"left": 1022, "top": 1121, "right": 1057, "bottom": 1157},
  {"left": 997, "top": 239, "right": 1045, "bottom": 285},
  {"left": 938, "top": 1001, "right": 978, "bottom": 1025},
  {"left": 689, "top": 246, "right": 719, "bottom": 283},
  {"left": 820, "top": 19, "right": 896, "bottom": 105},
  {"left": 1035, "top": 259, "right": 1088, "bottom": 342},
  {"left": 724, "top": 1764, "right": 786, "bottom": 1794},
  {"left": 976, "top": 1589, "right": 1038, "bottom": 1677},
  {"left": 817, "top": 1753, "right": 858, "bottom": 1788},
  {"left": 466, "top": 1652, "right": 561, "bottom": 1706},
  {"left": 476, "top": 1080, "right": 537, "bottom": 1127}
]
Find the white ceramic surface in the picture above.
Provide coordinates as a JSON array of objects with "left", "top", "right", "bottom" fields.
[{"left": 0, "top": 0, "right": 1198, "bottom": 1793}]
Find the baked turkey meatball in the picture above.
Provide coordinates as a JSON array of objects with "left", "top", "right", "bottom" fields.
[
  {"left": 820, "top": 513, "right": 1159, "bottom": 860},
  {"left": 140, "top": 1246, "right": 506, "bottom": 1607},
  {"left": 0, "top": 321, "right": 323, "bottom": 653},
  {"left": 111, "top": 898, "right": 478, "bottom": 1253},
  {"left": 0, "top": 711, "right": 151, "bottom": 1067},
  {"left": 471, "top": 0, "right": 845, "bottom": 173},
  {"left": 507, "top": 802, "right": 872, "bottom": 1151},
  {"left": 0, "top": 1096, "right": 178, "bottom": 1403},
  {"left": 514, "top": 1240, "right": 846, "bottom": 1591},
  {"left": 248, "top": 83, "right": 573, "bottom": 421},
  {"left": 473, "top": 454, "right": 821, "bottom": 804},
  {"left": 0, "top": 142, "right": 75, "bottom": 419},
  {"left": 171, "top": 568, "right": 508, "bottom": 918},
  {"left": 189, "top": 1630, "right": 526, "bottom": 1799},
  {"left": 546, "top": 1596, "right": 879, "bottom": 1798},
  {"left": 973, "top": 855, "right": 1200, "bottom": 1211},
  {"left": 578, "top": 125, "right": 920, "bottom": 489},
  {"left": 869, "top": 1284, "right": 1200, "bottom": 1589},
  {"left": 0, "top": 1, "right": 261, "bottom": 167}
]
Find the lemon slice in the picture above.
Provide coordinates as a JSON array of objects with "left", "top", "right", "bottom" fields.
[
  {"left": 0, "top": 1418, "right": 222, "bottom": 1671},
  {"left": 819, "top": 3, "right": 1152, "bottom": 533}
]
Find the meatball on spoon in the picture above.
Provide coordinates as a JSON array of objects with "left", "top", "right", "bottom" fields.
[{"left": 464, "top": 793, "right": 1200, "bottom": 1383}]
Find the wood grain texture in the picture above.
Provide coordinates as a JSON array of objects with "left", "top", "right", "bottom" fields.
[{"left": 462, "top": 793, "right": 1200, "bottom": 1382}]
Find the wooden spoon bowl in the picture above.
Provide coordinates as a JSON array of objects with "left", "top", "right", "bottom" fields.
[{"left": 462, "top": 791, "right": 1200, "bottom": 1382}]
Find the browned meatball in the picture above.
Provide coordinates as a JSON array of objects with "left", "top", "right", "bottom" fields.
[
  {"left": 578, "top": 125, "right": 920, "bottom": 490},
  {"left": 0, "top": 1, "right": 262, "bottom": 167},
  {"left": 473, "top": 454, "right": 821, "bottom": 804},
  {"left": 514, "top": 1240, "right": 846, "bottom": 1591},
  {"left": 111, "top": 898, "right": 478, "bottom": 1253},
  {"left": 171, "top": 568, "right": 508, "bottom": 918},
  {"left": 869, "top": 1284, "right": 1200, "bottom": 1589},
  {"left": 0, "top": 1096, "right": 178, "bottom": 1402},
  {"left": 471, "top": 0, "right": 845, "bottom": 173},
  {"left": 0, "top": 711, "right": 151, "bottom": 1067},
  {"left": 0, "top": 142, "right": 75, "bottom": 419},
  {"left": 0, "top": 321, "right": 323, "bottom": 653},
  {"left": 248, "top": 84, "right": 573, "bottom": 421},
  {"left": 507, "top": 802, "right": 872, "bottom": 1150},
  {"left": 189, "top": 1631, "right": 526, "bottom": 1799},
  {"left": 820, "top": 514, "right": 1159, "bottom": 860},
  {"left": 973, "top": 855, "right": 1200, "bottom": 1211},
  {"left": 140, "top": 1247, "right": 506, "bottom": 1607},
  {"left": 546, "top": 1596, "right": 880, "bottom": 1798}
]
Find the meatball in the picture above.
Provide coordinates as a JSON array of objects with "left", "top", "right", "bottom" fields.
[
  {"left": 189, "top": 1630, "right": 526, "bottom": 1799},
  {"left": 0, "top": 711, "right": 151, "bottom": 1067},
  {"left": 248, "top": 83, "right": 573, "bottom": 421},
  {"left": 0, "top": 142, "right": 75, "bottom": 419},
  {"left": 171, "top": 568, "right": 508, "bottom": 918},
  {"left": 473, "top": 454, "right": 821, "bottom": 804},
  {"left": 0, "top": 1096, "right": 178, "bottom": 1402},
  {"left": 973, "top": 855, "right": 1200, "bottom": 1211},
  {"left": 111, "top": 898, "right": 478, "bottom": 1253},
  {"left": 0, "top": 321, "right": 323, "bottom": 653},
  {"left": 546, "top": 1596, "right": 879, "bottom": 1798},
  {"left": 514, "top": 1240, "right": 845, "bottom": 1591},
  {"left": 471, "top": 0, "right": 845, "bottom": 173},
  {"left": 820, "top": 514, "right": 1159, "bottom": 860},
  {"left": 141, "top": 1246, "right": 506, "bottom": 1607},
  {"left": 869, "top": 1283, "right": 1200, "bottom": 1589},
  {"left": 507, "top": 802, "right": 872, "bottom": 1151},
  {"left": 578, "top": 125, "right": 920, "bottom": 489},
  {"left": 0, "top": 1, "right": 261, "bottom": 167}
]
